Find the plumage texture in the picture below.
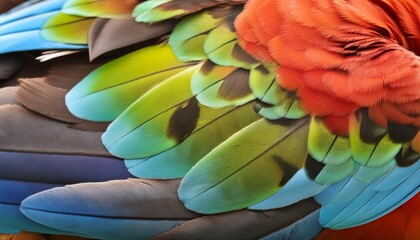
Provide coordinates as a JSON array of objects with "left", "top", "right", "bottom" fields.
[{"left": 0, "top": 0, "right": 418, "bottom": 239}]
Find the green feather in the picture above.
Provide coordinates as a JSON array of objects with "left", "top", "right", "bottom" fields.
[
  {"left": 308, "top": 119, "right": 352, "bottom": 165},
  {"left": 133, "top": 0, "right": 183, "bottom": 23},
  {"left": 168, "top": 11, "right": 221, "bottom": 61},
  {"left": 179, "top": 118, "right": 309, "bottom": 214},
  {"left": 192, "top": 61, "right": 255, "bottom": 108},
  {"left": 66, "top": 44, "right": 193, "bottom": 121},
  {"left": 125, "top": 102, "right": 261, "bottom": 179},
  {"left": 349, "top": 115, "right": 402, "bottom": 167},
  {"left": 41, "top": 12, "right": 95, "bottom": 44},
  {"left": 203, "top": 21, "right": 258, "bottom": 69},
  {"left": 102, "top": 65, "right": 200, "bottom": 159}
]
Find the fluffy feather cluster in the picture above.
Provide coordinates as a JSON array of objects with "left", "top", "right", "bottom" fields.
[{"left": 236, "top": 0, "right": 420, "bottom": 134}]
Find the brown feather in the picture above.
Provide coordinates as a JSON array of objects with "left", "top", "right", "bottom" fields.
[
  {"left": 0, "top": 0, "right": 26, "bottom": 13},
  {"left": 89, "top": 18, "right": 176, "bottom": 61},
  {"left": 0, "top": 104, "right": 110, "bottom": 157},
  {"left": 155, "top": 198, "right": 320, "bottom": 240},
  {"left": 16, "top": 78, "right": 79, "bottom": 123}
]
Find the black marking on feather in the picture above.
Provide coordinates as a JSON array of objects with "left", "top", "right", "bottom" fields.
[
  {"left": 159, "top": 0, "right": 246, "bottom": 15},
  {"left": 356, "top": 109, "right": 386, "bottom": 144},
  {"left": 395, "top": 145, "right": 420, "bottom": 167},
  {"left": 387, "top": 121, "right": 418, "bottom": 143},
  {"left": 253, "top": 101, "right": 274, "bottom": 113},
  {"left": 218, "top": 68, "right": 251, "bottom": 100},
  {"left": 168, "top": 98, "right": 200, "bottom": 143},
  {"left": 232, "top": 44, "right": 258, "bottom": 65},
  {"left": 267, "top": 118, "right": 299, "bottom": 126},
  {"left": 200, "top": 60, "right": 215, "bottom": 75},
  {"left": 273, "top": 155, "right": 299, "bottom": 186},
  {"left": 304, "top": 154, "right": 325, "bottom": 180}
]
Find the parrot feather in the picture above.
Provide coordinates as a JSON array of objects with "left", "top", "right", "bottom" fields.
[
  {"left": 250, "top": 169, "right": 327, "bottom": 210},
  {"left": 133, "top": 0, "right": 246, "bottom": 23},
  {"left": 179, "top": 118, "right": 309, "bottom": 214},
  {"left": 102, "top": 65, "right": 200, "bottom": 159},
  {"left": 16, "top": 78, "right": 80, "bottom": 123},
  {"left": 66, "top": 44, "right": 194, "bottom": 121},
  {"left": 0, "top": 11, "right": 57, "bottom": 36},
  {"left": 0, "top": 180, "right": 77, "bottom": 235},
  {"left": 88, "top": 18, "right": 175, "bottom": 60},
  {"left": 0, "top": 104, "right": 110, "bottom": 157},
  {"left": 192, "top": 60, "right": 254, "bottom": 108},
  {"left": 40, "top": 12, "right": 95, "bottom": 45},
  {"left": 21, "top": 179, "right": 200, "bottom": 239},
  {"left": 167, "top": 11, "right": 220, "bottom": 61},
  {"left": 155, "top": 198, "right": 320, "bottom": 240},
  {"left": 0, "top": 0, "right": 66, "bottom": 25},
  {"left": 62, "top": 0, "right": 139, "bottom": 18},
  {"left": 125, "top": 102, "right": 260, "bottom": 179}
]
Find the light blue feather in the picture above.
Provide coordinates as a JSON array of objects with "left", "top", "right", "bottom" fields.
[
  {"left": 373, "top": 160, "right": 419, "bottom": 191},
  {"left": 0, "top": 0, "right": 66, "bottom": 25},
  {"left": 0, "top": 30, "right": 86, "bottom": 54},
  {"left": 315, "top": 161, "right": 420, "bottom": 229},
  {"left": 0, "top": 11, "right": 58, "bottom": 35},
  {"left": 250, "top": 169, "right": 327, "bottom": 210}
]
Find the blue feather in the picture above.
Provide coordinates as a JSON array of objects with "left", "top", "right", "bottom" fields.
[{"left": 250, "top": 169, "right": 327, "bottom": 210}]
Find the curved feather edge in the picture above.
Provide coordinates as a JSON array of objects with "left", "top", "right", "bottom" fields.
[
  {"left": 154, "top": 198, "right": 320, "bottom": 240},
  {"left": 250, "top": 169, "right": 327, "bottom": 210},
  {"left": 260, "top": 210, "right": 322, "bottom": 240},
  {"left": 62, "top": 0, "right": 139, "bottom": 18},
  {"left": 315, "top": 161, "right": 420, "bottom": 229},
  {"left": 20, "top": 179, "right": 199, "bottom": 240},
  {"left": 66, "top": 44, "right": 192, "bottom": 122},
  {"left": 179, "top": 118, "right": 309, "bottom": 214},
  {"left": 0, "top": 0, "right": 66, "bottom": 25},
  {"left": 0, "top": 180, "right": 79, "bottom": 235}
]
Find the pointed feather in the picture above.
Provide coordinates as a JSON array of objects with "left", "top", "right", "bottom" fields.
[
  {"left": 0, "top": 29, "right": 86, "bottom": 54},
  {"left": 168, "top": 11, "right": 221, "bottom": 61},
  {"left": 203, "top": 14, "right": 259, "bottom": 69},
  {"left": 41, "top": 13, "right": 95, "bottom": 45},
  {"left": 102, "top": 65, "right": 199, "bottom": 158},
  {"left": 192, "top": 61, "right": 254, "bottom": 108},
  {"left": 125, "top": 102, "right": 260, "bottom": 179},
  {"left": 133, "top": 0, "right": 246, "bottom": 23},
  {"left": 0, "top": 180, "right": 79, "bottom": 235},
  {"left": 155, "top": 198, "right": 320, "bottom": 240},
  {"left": 0, "top": 104, "right": 110, "bottom": 157},
  {"left": 350, "top": 113, "right": 402, "bottom": 167},
  {"left": 308, "top": 119, "right": 351, "bottom": 165},
  {"left": 260, "top": 210, "right": 322, "bottom": 240},
  {"left": 251, "top": 169, "right": 327, "bottom": 209},
  {"left": 0, "top": 0, "right": 66, "bottom": 25},
  {"left": 66, "top": 44, "right": 193, "bottom": 121},
  {"left": 0, "top": 11, "right": 57, "bottom": 36},
  {"left": 179, "top": 118, "right": 309, "bottom": 214},
  {"left": 89, "top": 18, "right": 175, "bottom": 60},
  {"left": 62, "top": 0, "right": 139, "bottom": 18},
  {"left": 16, "top": 78, "right": 80, "bottom": 123},
  {"left": 250, "top": 66, "right": 306, "bottom": 119},
  {"left": 21, "top": 179, "right": 199, "bottom": 239}
]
